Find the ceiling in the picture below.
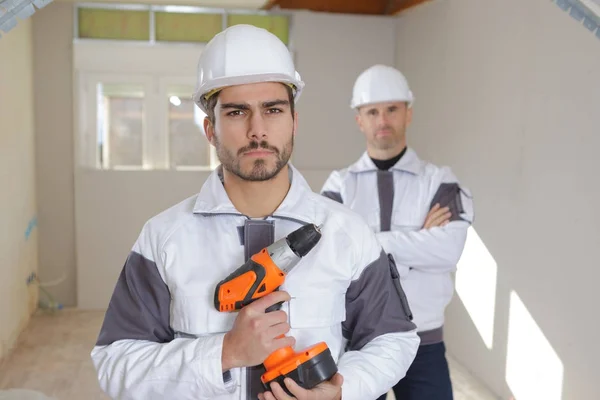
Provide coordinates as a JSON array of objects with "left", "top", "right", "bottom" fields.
[
  {"left": 54, "top": 0, "right": 430, "bottom": 14},
  {"left": 262, "top": 0, "right": 432, "bottom": 15}
]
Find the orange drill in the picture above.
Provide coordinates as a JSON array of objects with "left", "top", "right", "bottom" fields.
[{"left": 214, "top": 224, "right": 338, "bottom": 395}]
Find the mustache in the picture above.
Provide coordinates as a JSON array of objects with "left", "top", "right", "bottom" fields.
[
  {"left": 237, "top": 141, "right": 280, "bottom": 156},
  {"left": 377, "top": 126, "right": 394, "bottom": 132}
]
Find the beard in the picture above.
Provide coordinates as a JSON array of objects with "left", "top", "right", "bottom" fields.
[{"left": 214, "top": 135, "right": 293, "bottom": 182}]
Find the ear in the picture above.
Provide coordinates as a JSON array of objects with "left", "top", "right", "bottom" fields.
[
  {"left": 203, "top": 116, "right": 216, "bottom": 146},
  {"left": 406, "top": 105, "right": 413, "bottom": 127},
  {"left": 292, "top": 111, "right": 298, "bottom": 137},
  {"left": 355, "top": 111, "right": 364, "bottom": 132}
]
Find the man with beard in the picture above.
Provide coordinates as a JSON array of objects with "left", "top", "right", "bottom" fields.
[
  {"left": 91, "top": 26, "right": 420, "bottom": 400},
  {"left": 320, "top": 65, "right": 475, "bottom": 400}
]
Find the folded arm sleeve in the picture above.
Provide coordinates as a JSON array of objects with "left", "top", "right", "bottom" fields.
[
  {"left": 377, "top": 174, "right": 474, "bottom": 273},
  {"left": 91, "top": 224, "right": 236, "bottom": 400}
]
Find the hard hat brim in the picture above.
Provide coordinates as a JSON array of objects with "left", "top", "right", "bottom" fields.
[
  {"left": 194, "top": 72, "right": 305, "bottom": 114},
  {"left": 351, "top": 96, "right": 414, "bottom": 110}
]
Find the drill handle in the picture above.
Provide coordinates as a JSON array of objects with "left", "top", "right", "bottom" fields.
[{"left": 265, "top": 292, "right": 283, "bottom": 313}]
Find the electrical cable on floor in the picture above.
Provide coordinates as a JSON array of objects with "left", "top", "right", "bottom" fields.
[
  {"left": 37, "top": 272, "right": 67, "bottom": 288},
  {"left": 32, "top": 275, "right": 63, "bottom": 312}
]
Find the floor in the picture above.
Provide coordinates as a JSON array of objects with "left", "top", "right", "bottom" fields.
[{"left": 0, "top": 309, "right": 498, "bottom": 400}]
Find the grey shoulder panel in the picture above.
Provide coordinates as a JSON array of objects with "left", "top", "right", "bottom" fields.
[
  {"left": 430, "top": 182, "right": 466, "bottom": 222},
  {"left": 96, "top": 251, "right": 174, "bottom": 346},
  {"left": 321, "top": 191, "right": 343, "bottom": 203},
  {"left": 342, "top": 250, "right": 416, "bottom": 351}
]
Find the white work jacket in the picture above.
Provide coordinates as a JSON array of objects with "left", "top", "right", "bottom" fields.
[
  {"left": 321, "top": 149, "right": 474, "bottom": 342},
  {"left": 91, "top": 165, "right": 419, "bottom": 400}
]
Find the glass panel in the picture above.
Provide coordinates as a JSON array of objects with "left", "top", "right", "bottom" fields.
[
  {"left": 155, "top": 12, "right": 222, "bottom": 43},
  {"left": 167, "top": 87, "right": 211, "bottom": 168},
  {"left": 97, "top": 83, "right": 145, "bottom": 169},
  {"left": 78, "top": 9, "right": 150, "bottom": 41},
  {"left": 227, "top": 14, "right": 289, "bottom": 45}
]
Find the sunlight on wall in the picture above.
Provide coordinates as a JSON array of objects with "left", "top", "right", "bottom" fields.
[
  {"left": 506, "top": 290, "right": 564, "bottom": 400},
  {"left": 455, "top": 226, "right": 497, "bottom": 349}
]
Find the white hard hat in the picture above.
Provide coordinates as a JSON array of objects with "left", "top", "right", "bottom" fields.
[
  {"left": 193, "top": 24, "right": 304, "bottom": 114},
  {"left": 350, "top": 64, "right": 414, "bottom": 109}
]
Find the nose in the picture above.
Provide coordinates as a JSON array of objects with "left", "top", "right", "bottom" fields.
[
  {"left": 376, "top": 110, "right": 390, "bottom": 128},
  {"left": 247, "top": 111, "right": 267, "bottom": 141}
]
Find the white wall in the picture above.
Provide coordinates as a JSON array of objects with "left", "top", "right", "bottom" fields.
[
  {"left": 0, "top": 19, "right": 39, "bottom": 360},
  {"left": 32, "top": 2, "right": 76, "bottom": 307},
  {"left": 396, "top": 0, "right": 600, "bottom": 399},
  {"left": 67, "top": 10, "right": 397, "bottom": 309}
]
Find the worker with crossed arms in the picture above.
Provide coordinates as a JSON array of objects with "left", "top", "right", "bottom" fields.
[{"left": 321, "top": 64, "right": 475, "bottom": 400}]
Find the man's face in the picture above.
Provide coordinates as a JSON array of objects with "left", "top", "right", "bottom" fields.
[
  {"left": 204, "top": 82, "right": 297, "bottom": 181},
  {"left": 355, "top": 101, "right": 412, "bottom": 152}
]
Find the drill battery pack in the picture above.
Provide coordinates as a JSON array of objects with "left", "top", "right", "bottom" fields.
[{"left": 261, "top": 342, "right": 338, "bottom": 396}]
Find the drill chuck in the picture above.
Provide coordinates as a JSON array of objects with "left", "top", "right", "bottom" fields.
[
  {"left": 286, "top": 223, "right": 322, "bottom": 257},
  {"left": 266, "top": 223, "right": 322, "bottom": 274}
]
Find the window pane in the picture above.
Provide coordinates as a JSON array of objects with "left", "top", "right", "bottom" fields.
[
  {"left": 227, "top": 14, "right": 289, "bottom": 45},
  {"left": 167, "top": 89, "right": 210, "bottom": 168},
  {"left": 78, "top": 9, "right": 150, "bottom": 41},
  {"left": 97, "top": 83, "right": 145, "bottom": 169},
  {"left": 155, "top": 12, "right": 222, "bottom": 43}
]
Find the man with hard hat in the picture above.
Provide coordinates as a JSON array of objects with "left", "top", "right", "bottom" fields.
[
  {"left": 321, "top": 64, "right": 475, "bottom": 400},
  {"left": 91, "top": 27, "right": 420, "bottom": 400}
]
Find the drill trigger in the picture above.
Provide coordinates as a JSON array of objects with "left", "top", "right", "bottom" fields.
[{"left": 265, "top": 301, "right": 283, "bottom": 313}]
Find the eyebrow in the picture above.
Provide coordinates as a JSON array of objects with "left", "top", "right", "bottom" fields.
[
  {"left": 220, "top": 102, "right": 250, "bottom": 111},
  {"left": 219, "top": 99, "right": 290, "bottom": 111},
  {"left": 263, "top": 99, "right": 290, "bottom": 108}
]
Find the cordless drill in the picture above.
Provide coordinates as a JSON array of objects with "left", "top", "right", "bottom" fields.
[{"left": 214, "top": 223, "right": 338, "bottom": 394}]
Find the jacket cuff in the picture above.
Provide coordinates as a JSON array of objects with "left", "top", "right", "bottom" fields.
[{"left": 196, "top": 333, "right": 237, "bottom": 395}]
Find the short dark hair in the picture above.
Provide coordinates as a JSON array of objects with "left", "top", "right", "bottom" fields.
[{"left": 205, "top": 83, "right": 295, "bottom": 125}]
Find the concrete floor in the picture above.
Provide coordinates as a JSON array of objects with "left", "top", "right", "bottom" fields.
[{"left": 0, "top": 309, "right": 498, "bottom": 400}]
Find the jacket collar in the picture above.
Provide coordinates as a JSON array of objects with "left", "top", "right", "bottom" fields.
[
  {"left": 193, "top": 164, "right": 318, "bottom": 225},
  {"left": 347, "top": 147, "right": 422, "bottom": 175}
]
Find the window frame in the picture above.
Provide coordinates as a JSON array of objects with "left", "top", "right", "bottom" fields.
[
  {"left": 74, "top": 40, "right": 218, "bottom": 171},
  {"left": 73, "top": 3, "right": 295, "bottom": 50},
  {"left": 159, "top": 76, "right": 218, "bottom": 171},
  {"left": 80, "top": 73, "right": 155, "bottom": 170}
]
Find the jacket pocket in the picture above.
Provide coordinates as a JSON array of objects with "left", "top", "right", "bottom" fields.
[
  {"left": 391, "top": 213, "right": 421, "bottom": 233},
  {"left": 388, "top": 254, "right": 413, "bottom": 321},
  {"left": 171, "top": 293, "right": 237, "bottom": 336}
]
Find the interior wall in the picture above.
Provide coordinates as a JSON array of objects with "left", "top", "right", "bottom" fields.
[
  {"left": 32, "top": 2, "right": 76, "bottom": 307},
  {"left": 0, "top": 19, "right": 38, "bottom": 360},
  {"left": 65, "top": 9, "right": 396, "bottom": 309},
  {"left": 291, "top": 11, "right": 397, "bottom": 181},
  {"left": 395, "top": 0, "right": 600, "bottom": 399}
]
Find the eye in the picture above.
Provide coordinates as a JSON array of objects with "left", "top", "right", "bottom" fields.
[
  {"left": 388, "top": 106, "right": 398, "bottom": 113},
  {"left": 367, "top": 109, "right": 378, "bottom": 116},
  {"left": 267, "top": 108, "right": 283, "bottom": 114},
  {"left": 227, "top": 110, "right": 244, "bottom": 117}
]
